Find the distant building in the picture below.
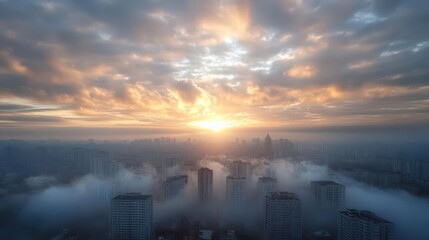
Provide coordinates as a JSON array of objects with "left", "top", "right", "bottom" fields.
[
  {"left": 165, "top": 175, "right": 188, "bottom": 200},
  {"left": 160, "top": 158, "right": 181, "bottom": 182},
  {"left": 199, "top": 230, "right": 213, "bottom": 240},
  {"left": 94, "top": 181, "right": 115, "bottom": 205},
  {"left": 226, "top": 175, "right": 246, "bottom": 205},
  {"left": 337, "top": 209, "right": 394, "bottom": 240},
  {"left": 220, "top": 230, "right": 238, "bottom": 240},
  {"left": 259, "top": 177, "right": 278, "bottom": 197},
  {"left": 258, "top": 177, "right": 278, "bottom": 214},
  {"left": 73, "top": 148, "right": 118, "bottom": 178},
  {"left": 264, "top": 134, "right": 273, "bottom": 160},
  {"left": 198, "top": 167, "right": 213, "bottom": 203},
  {"left": 90, "top": 150, "right": 118, "bottom": 179},
  {"left": 311, "top": 181, "right": 345, "bottom": 210},
  {"left": 229, "top": 160, "right": 251, "bottom": 178},
  {"left": 111, "top": 193, "right": 153, "bottom": 240},
  {"left": 265, "top": 192, "right": 302, "bottom": 240}
]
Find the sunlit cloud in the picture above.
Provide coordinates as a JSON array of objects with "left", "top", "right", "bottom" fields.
[
  {"left": 0, "top": 0, "right": 428, "bottom": 137},
  {"left": 287, "top": 65, "right": 317, "bottom": 78}
]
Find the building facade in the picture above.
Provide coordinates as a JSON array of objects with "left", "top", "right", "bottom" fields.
[
  {"left": 111, "top": 193, "right": 153, "bottom": 240},
  {"left": 265, "top": 192, "right": 302, "bottom": 240},
  {"left": 165, "top": 175, "right": 188, "bottom": 200},
  {"left": 258, "top": 177, "right": 278, "bottom": 215},
  {"left": 337, "top": 209, "right": 394, "bottom": 240},
  {"left": 229, "top": 160, "right": 251, "bottom": 178},
  {"left": 311, "top": 181, "right": 345, "bottom": 210},
  {"left": 264, "top": 134, "right": 273, "bottom": 160},
  {"left": 198, "top": 167, "right": 213, "bottom": 203},
  {"left": 226, "top": 175, "right": 246, "bottom": 205}
]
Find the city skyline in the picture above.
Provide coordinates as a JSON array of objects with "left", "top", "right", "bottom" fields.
[
  {"left": 0, "top": 0, "right": 428, "bottom": 239},
  {"left": 1, "top": 138, "right": 428, "bottom": 239},
  {"left": 1, "top": 0, "right": 429, "bottom": 140}
]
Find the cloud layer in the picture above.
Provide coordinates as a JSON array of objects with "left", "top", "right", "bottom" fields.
[{"left": 0, "top": 0, "right": 429, "bottom": 137}]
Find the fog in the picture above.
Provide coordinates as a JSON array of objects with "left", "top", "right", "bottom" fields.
[{"left": 1, "top": 157, "right": 429, "bottom": 239}]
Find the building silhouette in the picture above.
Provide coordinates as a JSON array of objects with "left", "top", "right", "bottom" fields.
[
  {"left": 264, "top": 134, "right": 273, "bottom": 160},
  {"left": 111, "top": 193, "right": 153, "bottom": 240},
  {"left": 198, "top": 167, "right": 213, "bottom": 203},
  {"left": 265, "top": 192, "right": 302, "bottom": 240},
  {"left": 311, "top": 181, "right": 345, "bottom": 210},
  {"left": 164, "top": 175, "right": 188, "bottom": 200},
  {"left": 226, "top": 175, "right": 246, "bottom": 205},
  {"left": 337, "top": 209, "right": 394, "bottom": 240},
  {"left": 258, "top": 177, "right": 278, "bottom": 215},
  {"left": 229, "top": 160, "right": 251, "bottom": 178}
]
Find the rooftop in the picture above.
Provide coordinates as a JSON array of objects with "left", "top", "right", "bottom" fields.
[
  {"left": 311, "top": 180, "right": 343, "bottom": 186},
  {"left": 339, "top": 209, "right": 392, "bottom": 224},
  {"left": 227, "top": 175, "right": 246, "bottom": 180},
  {"left": 259, "top": 176, "right": 277, "bottom": 182},
  {"left": 166, "top": 175, "right": 188, "bottom": 181},
  {"left": 113, "top": 193, "right": 152, "bottom": 200},
  {"left": 268, "top": 192, "right": 300, "bottom": 200},
  {"left": 198, "top": 167, "right": 213, "bottom": 172}
]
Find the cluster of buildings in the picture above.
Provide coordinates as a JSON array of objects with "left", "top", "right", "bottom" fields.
[
  {"left": 0, "top": 140, "right": 399, "bottom": 240},
  {"left": 296, "top": 142, "right": 429, "bottom": 194},
  {"left": 110, "top": 165, "right": 394, "bottom": 240},
  {"left": 230, "top": 134, "right": 294, "bottom": 159}
]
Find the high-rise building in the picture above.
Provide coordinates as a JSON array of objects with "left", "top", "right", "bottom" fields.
[
  {"left": 229, "top": 160, "right": 251, "bottom": 178},
  {"left": 90, "top": 150, "right": 118, "bottom": 179},
  {"left": 198, "top": 167, "right": 213, "bottom": 203},
  {"left": 73, "top": 148, "right": 118, "bottom": 178},
  {"left": 311, "top": 181, "right": 345, "bottom": 210},
  {"left": 160, "top": 158, "right": 181, "bottom": 182},
  {"left": 337, "top": 209, "right": 394, "bottom": 240},
  {"left": 226, "top": 175, "right": 246, "bottom": 205},
  {"left": 265, "top": 192, "right": 302, "bottom": 240},
  {"left": 111, "top": 193, "right": 153, "bottom": 240},
  {"left": 264, "top": 134, "right": 273, "bottom": 160},
  {"left": 259, "top": 177, "right": 278, "bottom": 197},
  {"left": 258, "top": 177, "right": 278, "bottom": 215},
  {"left": 73, "top": 148, "right": 91, "bottom": 176},
  {"left": 164, "top": 175, "right": 188, "bottom": 200}
]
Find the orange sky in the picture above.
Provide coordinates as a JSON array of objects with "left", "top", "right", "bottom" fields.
[{"left": 0, "top": 0, "right": 429, "bottom": 139}]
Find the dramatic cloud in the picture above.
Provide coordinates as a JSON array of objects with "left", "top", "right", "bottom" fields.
[{"left": 0, "top": 0, "right": 428, "bottom": 137}]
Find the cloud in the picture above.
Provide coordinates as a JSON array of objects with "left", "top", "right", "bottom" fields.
[
  {"left": 1, "top": 157, "right": 429, "bottom": 239},
  {"left": 287, "top": 65, "right": 317, "bottom": 79},
  {"left": 171, "top": 81, "right": 202, "bottom": 104},
  {"left": 266, "top": 159, "right": 429, "bottom": 240},
  {"left": 0, "top": 0, "right": 428, "bottom": 137},
  {"left": 24, "top": 176, "right": 58, "bottom": 189}
]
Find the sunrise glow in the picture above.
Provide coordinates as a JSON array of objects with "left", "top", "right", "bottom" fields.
[{"left": 190, "top": 120, "right": 235, "bottom": 132}]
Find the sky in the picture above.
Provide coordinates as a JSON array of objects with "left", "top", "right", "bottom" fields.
[{"left": 0, "top": 0, "right": 429, "bottom": 139}]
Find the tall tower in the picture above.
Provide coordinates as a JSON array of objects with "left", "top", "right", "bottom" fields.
[
  {"left": 265, "top": 192, "right": 302, "bottom": 240},
  {"left": 164, "top": 175, "right": 188, "bottom": 200},
  {"left": 264, "top": 133, "right": 273, "bottom": 160},
  {"left": 258, "top": 177, "right": 278, "bottom": 215},
  {"left": 198, "top": 167, "right": 213, "bottom": 203},
  {"left": 90, "top": 150, "right": 118, "bottom": 179},
  {"left": 226, "top": 175, "right": 246, "bottom": 205},
  {"left": 229, "top": 160, "right": 251, "bottom": 178},
  {"left": 337, "top": 209, "right": 394, "bottom": 240},
  {"left": 311, "top": 181, "right": 345, "bottom": 210},
  {"left": 111, "top": 193, "right": 153, "bottom": 240}
]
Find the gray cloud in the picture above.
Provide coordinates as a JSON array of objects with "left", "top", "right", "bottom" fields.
[{"left": 0, "top": 0, "right": 428, "bottom": 135}]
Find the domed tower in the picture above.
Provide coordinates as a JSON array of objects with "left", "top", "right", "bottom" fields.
[{"left": 264, "top": 133, "right": 273, "bottom": 160}]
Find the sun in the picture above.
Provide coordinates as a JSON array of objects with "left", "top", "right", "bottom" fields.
[{"left": 190, "top": 120, "right": 234, "bottom": 132}]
